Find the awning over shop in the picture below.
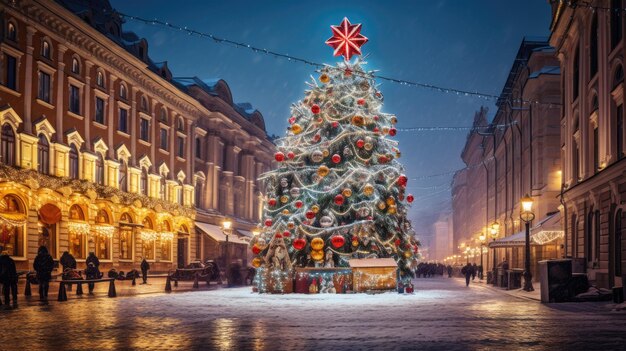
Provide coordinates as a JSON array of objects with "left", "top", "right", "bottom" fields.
[
  {"left": 196, "top": 222, "right": 248, "bottom": 245},
  {"left": 489, "top": 213, "right": 564, "bottom": 248},
  {"left": 236, "top": 229, "right": 254, "bottom": 243}
]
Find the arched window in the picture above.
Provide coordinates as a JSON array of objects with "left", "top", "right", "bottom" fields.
[
  {"left": 71, "top": 58, "right": 80, "bottom": 74},
  {"left": 160, "top": 108, "right": 167, "bottom": 122},
  {"left": 42, "top": 40, "right": 51, "bottom": 59},
  {"left": 614, "top": 65, "right": 624, "bottom": 89},
  {"left": 68, "top": 204, "right": 87, "bottom": 259},
  {"left": 590, "top": 14, "right": 598, "bottom": 78},
  {"left": 119, "top": 159, "right": 128, "bottom": 192},
  {"left": 611, "top": 0, "right": 623, "bottom": 50},
  {"left": 119, "top": 212, "right": 133, "bottom": 260},
  {"left": 120, "top": 84, "right": 127, "bottom": 99},
  {"left": 177, "top": 117, "right": 184, "bottom": 131},
  {"left": 1, "top": 124, "right": 16, "bottom": 166},
  {"left": 2, "top": 195, "right": 26, "bottom": 257},
  {"left": 95, "top": 153, "right": 105, "bottom": 185},
  {"left": 96, "top": 71, "right": 104, "bottom": 88},
  {"left": 141, "top": 96, "right": 148, "bottom": 111},
  {"left": 37, "top": 134, "right": 50, "bottom": 175},
  {"left": 7, "top": 22, "right": 16, "bottom": 41},
  {"left": 69, "top": 144, "right": 79, "bottom": 179},
  {"left": 140, "top": 167, "right": 148, "bottom": 195},
  {"left": 616, "top": 209, "right": 623, "bottom": 276},
  {"left": 141, "top": 216, "right": 155, "bottom": 260},
  {"left": 573, "top": 46, "right": 580, "bottom": 100}
]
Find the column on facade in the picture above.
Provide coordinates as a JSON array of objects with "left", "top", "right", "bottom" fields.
[
  {"left": 83, "top": 60, "right": 94, "bottom": 151},
  {"left": 130, "top": 86, "right": 138, "bottom": 164},
  {"left": 204, "top": 133, "right": 222, "bottom": 211},
  {"left": 22, "top": 26, "right": 36, "bottom": 134},
  {"left": 107, "top": 74, "right": 117, "bottom": 159},
  {"left": 55, "top": 44, "right": 67, "bottom": 143}
]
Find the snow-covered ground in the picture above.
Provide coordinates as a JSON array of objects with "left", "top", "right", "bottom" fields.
[{"left": 1, "top": 278, "right": 625, "bottom": 350}]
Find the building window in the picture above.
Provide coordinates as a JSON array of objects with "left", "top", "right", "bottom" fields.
[
  {"left": 68, "top": 204, "right": 87, "bottom": 259},
  {"left": 616, "top": 209, "right": 623, "bottom": 276},
  {"left": 142, "top": 217, "right": 155, "bottom": 260},
  {"left": 118, "top": 108, "right": 128, "bottom": 133},
  {"left": 95, "top": 97, "right": 105, "bottom": 124},
  {"left": 177, "top": 136, "right": 184, "bottom": 158},
  {"left": 160, "top": 128, "right": 168, "bottom": 150},
  {"left": 140, "top": 168, "right": 148, "bottom": 195},
  {"left": 573, "top": 119, "right": 580, "bottom": 181},
  {"left": 195, "top": 137, "right": 202, "bottom": 159},
  {"left": 1, "top": 124, "right": 15, "bottom": 166},
  {"left": 573, "top": 47, "right": 580, "bottom": 101},
  {"left": 7, "top": 22, "right": 16, "bottom": 41},
  {"left": 195, "top": 180, "right": 203, "bottom": 207},
  {"left": 594, "top": 210, "right": 601, "bottom": 261},
  {"left": 590, "top": 14, "right": 598, "bottom": 78},
  {"left": 71, "top": 58, "right": 80, "bottom": 74},
  {"left": 95, "top": 153, "right": 104, "bottom": 185},
  {"left": 5, "top": 54, "right": 17, "bottom": 91},
  {"left": 141, "top": 96, "right": 148, "bottom": 111},
  {"left": 69, "top": 85, "right": 80, "bottom": 114},
  {"left": 96, "top": 71, "right": 104, "bottom": 88},
  {"left": 37, "top": 134, "right": 50, "bottom": 175},
  {"left": 120, "top": 84, "right": 127, "bottom": 99},
  {"left": 41, "top": 40, "right": 51, "bottom": 59},
  {"left": 94, "top": 210, "right": 112, "bottom": 260},
  {"left": 38, "top": 71, "right": 51, "bottom": 103},
  {"left": 611, "top": 0, "right": 623, "bottom": 50},
  {"left": 593, "top": 125, "right": 599, "bottom": 172},
  {"left": 119, "top": 160, "right": 128, "bottom": 192},
  {"left": 140, "top": 118, "right": 150, "bottom": 142},
  {"left": 160, "top": 109, "right": 167, "bottom": 122},
  {"left": 177, "top": 117, "right": 184, "bottom": 131},
  {"left": 618, "top": 104, "right": 624, "bottom": 160},
  {"left": 119, "top": 213, "right": 133, "bottom": 260},
  {"left": 2, "top": 195, "right": 25, "bottom": 257},
  {"left": 69, "top": 144, "right": 79, "bottom": 179}
]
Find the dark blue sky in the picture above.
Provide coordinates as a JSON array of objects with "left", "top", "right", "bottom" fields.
[{"left": 111, "top": 0, "right": 552, "bottom": 234}]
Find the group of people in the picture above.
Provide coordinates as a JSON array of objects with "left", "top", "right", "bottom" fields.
[
  {"left": 0, "top": 245, "right": 152, "bottom": 308},
  {"left": 461, "top": 262, "right": 483, "bottom": 287},
  {"left": 414, "top": 262, "right": 449, "bottom": 278}
]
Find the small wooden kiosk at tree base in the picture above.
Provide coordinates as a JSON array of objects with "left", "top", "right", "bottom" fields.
[{"left": 349, "top": 258, "right": 398, "bottom": 292}]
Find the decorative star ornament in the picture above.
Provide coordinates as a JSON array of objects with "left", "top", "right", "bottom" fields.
[{"left": 325, "top": 17, "right": 368, "bottom": 60}]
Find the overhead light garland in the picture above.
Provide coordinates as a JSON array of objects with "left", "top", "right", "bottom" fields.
[
  {"left": 160, "top": 231, "right": 175, "bottom": 241},
  {"left": 140, "top": 230, "right": 158, "bottom": 241},
  {"left": 68, "top": 222, "right": 90, "bottom": 236},
  {"left": 92, "top": 224, "right": 115, "bottom": 238}
]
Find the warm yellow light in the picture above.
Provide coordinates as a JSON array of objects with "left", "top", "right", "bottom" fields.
[
  {"left": 521, "top": 194, "right": 533, "bottom": 213},
  {"left": 479, "top": 233, "right": 486, "bottom": 242},
  {"left": 251, "top": 228, "right": 260, "bottom": 236},
  {"left": 222, "top": 219, "right": 232, "bottom": 230}
]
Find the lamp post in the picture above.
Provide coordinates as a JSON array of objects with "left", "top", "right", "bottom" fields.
[
  {"left": 520, "top": 194, "right": 535, "bottom": 292},
  {"left": 479, "top": 233, "right": 486, "bottom": 280},
  {"left": 222, "top": 219, "right": 232, "bottom": 286},
  {"left": 490, "top": 221, "right": 499, "bottom": 284}
]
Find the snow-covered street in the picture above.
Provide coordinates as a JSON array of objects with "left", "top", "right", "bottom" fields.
[{"left": 2, "top": 277, "right": 625, "bottom": 350}]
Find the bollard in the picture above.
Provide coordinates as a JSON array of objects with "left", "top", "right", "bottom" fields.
[
  {"left": 165, "top": 276, "right": 172, "bottom": 292},
  {"left": 76, "top": 283, "right": 83, "bottom": 295},
  {"left": 108, "top": 280, "right": 116, "bottom": 298},
  {"left": 58, "top": 283, "right": 67, "bottom": 302},
  {"left": 24, "top": 279, "right": 31, "bottom": 296},
  {"left": 132, "top": 275, "right": 136, "bottom": 286},
  {"left": 174, "top": 279, "right": 178, "bottom": 287},
  {"left": 193, "top": 273, "right": 199, "bottom": 289}
]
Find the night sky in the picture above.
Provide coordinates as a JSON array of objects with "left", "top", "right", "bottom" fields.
[{"left": 110, "top": 0, "right": 552, "bottom": 240}]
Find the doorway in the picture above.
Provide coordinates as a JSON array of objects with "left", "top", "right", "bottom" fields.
[{"left": 177, "top": 238, "right": 188, "bottom": 268}]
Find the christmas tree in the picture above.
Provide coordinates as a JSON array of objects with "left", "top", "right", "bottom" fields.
[{"left": 250, "top": 18, "right": 419, "bottom": 292}]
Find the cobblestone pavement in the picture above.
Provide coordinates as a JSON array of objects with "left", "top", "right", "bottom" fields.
[{"left": 1, "top": 277, "right": 625, "bottom": 351}]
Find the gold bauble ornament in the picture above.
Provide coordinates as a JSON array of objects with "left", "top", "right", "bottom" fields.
[
  {"left": 377, "top": 201, "right": 386, "bottom": 210},
  {"left": 320, "top": 73, "right": 330, "bottom": 84},
  {"left": 352, "top": 239, "right": 359, "bottom": 247},
  {"left": 364, "top": 142, "right": 373, "bottom": 151},
  {"left": 351, "top": 115, "right": 365, "bottom": 126},
  {"left": 396, "top": 151, "right": 401, "bottom": 158},
  {"left": 387, "top": 205, "right": 397, "bottom": 215},
  {"left": 252, "top": 257, "right": 262, "bottom": 268},
  {"left": 403, "top": 250, "right": 412, "bottom": 258},
  {"left": 342, "top": 188, "right": 353, "bottom": 198},
  {"left": 322, "top": 149, "right": 330, "bottom": 157},
  {"left": 287, "top": 221, "right": 295, "bottom": 230},
  {"left": 360, "top": 80, "right": 370, "bottom": 91},
  {"left": 386, "top": 197, "right": 396, "bottom": 206},
  {"left": 311, "top": 205, "right": 320, "bottom": 214},
  {"left": 382, "top": 127, "right": 390, "bottom": 135},
  {"left": 280, "top": 195, "right": 289, "bottom": 203},
  {"left": 311, "top": 237, "right": 324, "bottom": 250},
  {"left": 291, "top": 124, "right": 302, "bottom": 134},
  {"left": 282, "top": 209, "right": 290, "bottom": 215},
  {"left": 311, "top": 249, "right": 324, "bottom": 261},
  {"left": 391, "top": 116, "right": 398, "bottom": 125},
  {"left": 363, "top": 184, "right": 374, "bottom": 196},
  {"left": 317, "top": 165, "right": 330, "bottom": 177}
]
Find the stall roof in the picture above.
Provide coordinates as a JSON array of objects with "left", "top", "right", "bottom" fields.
[
  {"left": 196, "top": 222, "right": 248, "bottom": 245},
  {"left": 489, "top": 213, "right": 564, "bottom": 248},
  {"left": 348, "top": 258, "right": 398, "bottom": 268}
]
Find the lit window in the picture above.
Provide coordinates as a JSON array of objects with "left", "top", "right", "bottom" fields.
[
  {"left": 42, "top": 40, "right": 51, "bottom": 59},
  {"left": 7, "top": 22, "right": 16, "bottom": 41},
  {"left": 68, "top": 204, "right": 87, "bottom": 259},
  {"left": 119, "top": 213, "right": 134, "bottom": 260},
  {"left": 120, "top": 84, "right": 127, "bottom": 99},
  {"left": 71, "top": 58, "right": 80, "bottom": 74},
  {"left": 96, "top": 71, "right": 104, "bottom": 88},
  {"left": 2, "top": 195, "right": 25, "bottom": 257}
]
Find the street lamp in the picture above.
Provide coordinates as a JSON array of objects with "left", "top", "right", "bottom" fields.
[
  {"left": 478, "top": 233, "right": 486, "bottom": 280},
  {"left": 222, "top": 219, "right": 232, "bottom": 286},
  {"left": 489, "top": 221, "right": 499, "bottom": 284},
  {"left": 520, "top": 194, "right": 535, "bottom": 292}
]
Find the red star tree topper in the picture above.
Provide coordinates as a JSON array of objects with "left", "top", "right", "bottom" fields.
[{"left": 325, "top": 17, "right": 368, "bottom": 60}]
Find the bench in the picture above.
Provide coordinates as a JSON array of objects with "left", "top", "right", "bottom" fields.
[
  {"left": 165, "top": 266, "right": 218, "bottom": 292},
  {"left": 57, "top": 278, "right": 116, "bottom": 301}
]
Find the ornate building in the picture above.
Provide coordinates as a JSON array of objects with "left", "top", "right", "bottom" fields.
[
  {"left": 550, "top": 0, "right": 626, "bottom": 289},
  {"left": 0, "top": 0, "right": 274, "bottom": 271},
  {"left": 452, "top": 38, "right": 562, "bottom": 280}
]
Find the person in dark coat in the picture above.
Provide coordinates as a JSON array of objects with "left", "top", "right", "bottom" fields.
[
  {"left": 461, "top": 263, "right": 473, "bottom": 287},
  {"left": 33, "top": 246, "right": 54, "bottom": 302},
  {"left": 471, "top": 263, "right": 478, "bottom": 281},
  {"left": 0, "top": 251, "right": 18, "bottom": 307},
  {"left": 447, "top": 265, "right": 453, "bottom": 278},
  {"left": 140, "top": 257, "right": 150, "bottom": 284},
  {"left": 60, "top": 251, "right": 77, "bottom": 271},
  {"left": 86, "top": 252, "right": 100, "bottom": 270},
  {"left": 85, "top": 252, "right": 101, "bottom": 293}
]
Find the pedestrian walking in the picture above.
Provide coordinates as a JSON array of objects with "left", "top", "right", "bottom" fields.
[
  {"left": 0, "top": 251, "right": 18, "bottom": 308},
  {"left": 447, "top": 265, "right": 452, "bottom": 278},
  {"left": 471, "top": 263, "right": 477, "bottom": 281},
  {"left": 33, "top": 246, "right": 54, "bottom": 303},
  {"left": 140, "top": 257, "right": 150, "bottom": 284},
  {"left": 461, "top": 263, "right": 473, "bottom": 287},
  {"left": 85, "top": 252, "right": 101, "bottom": 293}
]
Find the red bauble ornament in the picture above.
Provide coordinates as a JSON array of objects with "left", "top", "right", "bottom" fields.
[
  {"left": 275, "top": 152, "right": 285, "bottom": 162},
  {"left": 264, "top": 218, "right": 272, "bottom": 227},
  {"left": 373, "top": 127, "right": 380, "bottom": 133},
  {"left": 325, "top": 18, "right": 369, "bottom": 60},
  {"left": 395, "top": 239, "right": 401, "bottom": 247},
  {"left": 295, "top": 200, "right": 303, "bottom": 208},
  {"left": 334, "top": 194, "right": 345, "bottom": 206},
  {"left": 373, "top": 115, "right": 379, "bottom": 121},
  {"left": 274, "top": 233, "right": 283, "bottom": 239},
  {"left": 344, "top": 68, "right": 353, "bottom": 77},
  {"left": 356, "top": 139, "right": 365, "bottom": 148},
  {"left": 389, "top": 128, "right": 397, "bottom": 136},
  {"left": 367, "top": 216, "right": 373, "bottom": 220},
  {"left": 305, "top": 210, "right": 315, "bottom": 219},
  {"left": 311, "top": 104, "right": 321, "bottom": 114},
  {"left": 287, "top": 151, "right": 295, "bottom": 159},
  {"left": 282, "top": 231, "right": 291, "bottom": 238},
  {"left": 313, "top": 134, "right": 321, "bottom": 142},
  {"left": 252, "top": 245, "right": 261, "bottom": 255},
  {"left": 331, "top": 235, "right": 346, "bottom": 248},
  {"left": 293, "top": 238, "right": 306, "bottom": 250},
  {"left": 332, "top": 154, "right": 341, "bottom": 164},
  {"left": 397, "top": 175, "right": 408, "bottom": 187},
  {"left": 407, "top": 194, "right": 414, "bottom": 203},
  {"left": 268, "top": 198, "right": 277, "bottom": 207},
  {"left": 332, "top": 121, "right": 339, "bottom": 128},
  {"left": 288, "top": 117, "right": 296, "bottom": 124},
  {"left": 398, "top": 193, "right": 405, "bottom": 201},
  {"left": 378, "top": 155, "right": 388, "bottom": 164},
  {"left": 357, "top": 98, "right": 365, "bottom": 105}
]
